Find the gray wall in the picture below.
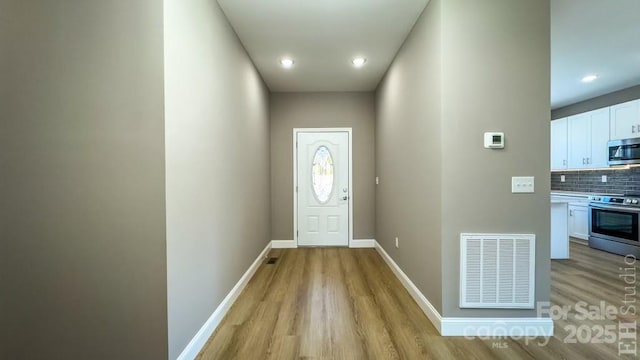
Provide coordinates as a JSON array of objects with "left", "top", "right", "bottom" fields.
[
  {"left": 270, "top": 92, "right": 376, "bottom": 241},
  {"left": 376, "top": 0, "right": 551, "bottom": 318},
  {"left": 552, "top": 85, "right": 640, "bottom": 120},
  {"left": 440, "top": 0, "right": 550, "bottom": 317},
  {"left": 376, "top": 0, "right": 443, "bottom": 313},
  {"left": 164, "top": 1, "right": 271, "bottom": 358},
  {"left": 0, "top": 1, "right": 167, "bottom": 359}
]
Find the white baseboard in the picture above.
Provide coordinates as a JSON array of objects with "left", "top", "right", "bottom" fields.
[
  {"left": 374, "top": 241, "right": 443, "bottom": 333},
  {"left": 569, "top": 238, "right": 589, "bottom": 246},
  {"left": 176, "top": 242, "right": 272, "bottom": 360},
  {"left": 271, "top": 240, "right": 297, "bottom": 248},
  {"left": 273, "top": 239, "right": 374, "bottom": 248},
  {"left": 441, "top": 317, "right": 554, "bottom": 337},
  {"left": 374, "top": 241, "right": 553, "bottom": 337},
  {"left": 349, "top": 239, "right": 376, "bottom": 248}
]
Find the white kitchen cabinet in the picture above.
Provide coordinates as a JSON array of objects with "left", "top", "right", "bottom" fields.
[
  {"left": 568, "top": 203, "right": 589, "bottom": 240},
  {"left": 551, "top": 201, "right": 569, "bottom": 259},
  {"left": 567, "top": 107, "right": 609, "bottom": 169},
  {"left": 567, "top": 113, "right": 589, "bottom": 168},
  {"left": 610, "top": 99, "right": 640, "bottom": 140},
  {"left": 550, "top": 118, "right": 568, "bottom": 170},
  {"left": 590, "top": 108, "right": 611, "bottom": 167}
]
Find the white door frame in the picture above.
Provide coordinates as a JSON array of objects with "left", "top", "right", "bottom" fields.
[{"left": 293, "top": 128, "right": 353, "bottom": 247}]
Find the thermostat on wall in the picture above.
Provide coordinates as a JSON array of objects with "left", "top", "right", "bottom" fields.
[{"left": 484, "top": 132, "right": 504, "bottom": 149}]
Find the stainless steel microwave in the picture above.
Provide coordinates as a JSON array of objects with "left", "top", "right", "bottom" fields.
[{"left": 608, "top": 138, "right": 640, "bottom": 165}]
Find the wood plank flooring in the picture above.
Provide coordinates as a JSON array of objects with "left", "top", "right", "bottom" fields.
[{"left": 197, "top": 244, "right": 639, "bottom": 359}]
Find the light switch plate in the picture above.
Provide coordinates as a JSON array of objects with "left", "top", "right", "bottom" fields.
[
  {"left": 512, "top": 176, "right": 535, "bottom": 193},
  {"left": 601, "top": 175, "right": 607, "bottom": 183},
  {"left": 560, "top": 175, "right": 565, "bottom": 183}
]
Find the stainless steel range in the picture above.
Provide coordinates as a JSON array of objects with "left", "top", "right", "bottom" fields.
[{"left": 588, "top": 195, "right": 640, "bottom": 257}]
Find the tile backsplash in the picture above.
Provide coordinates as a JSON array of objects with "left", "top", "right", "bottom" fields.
[{"left": 551, "top": 167, "right": 640, "bottom": 195}]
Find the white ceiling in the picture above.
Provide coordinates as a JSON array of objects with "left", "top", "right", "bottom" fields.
[
  {"left": 218, "top": 0, "right": 640, "bottom": 107},
  {"left": 551, "top": 0, "right": 640, "bottom": 109},
  {"left": 217, "top": 0, "right": 429, "bottom": 92}
]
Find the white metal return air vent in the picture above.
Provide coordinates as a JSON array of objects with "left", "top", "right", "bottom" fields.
[{"left": 460, "top": 233, "right": 535, "bottom": 309}]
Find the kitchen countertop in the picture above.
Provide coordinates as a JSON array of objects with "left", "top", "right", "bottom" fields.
[
  {"left": 551, "top": 191, "right": 629, "bottom": 206},
  {"left": 551, "top": 190, "right": 624, "bottom": 197},
  {"left": 550, "top": 192, "right": 590, "bottom": 204}
]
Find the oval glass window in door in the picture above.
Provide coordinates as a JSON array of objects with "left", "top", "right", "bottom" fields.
[{"left": 312, "top": 146, "right": 334, "bottom": 204}]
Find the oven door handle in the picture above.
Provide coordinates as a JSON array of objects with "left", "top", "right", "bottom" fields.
[{"left": 589, "top": 204, "right": 640, "bottom": 213}]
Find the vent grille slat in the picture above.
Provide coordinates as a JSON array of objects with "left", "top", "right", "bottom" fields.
[
  {"left": 460, "top": 233, "right": 535, "bottom": 309},
  {"left": 498, "top": 239, "right": 514, "bottom": 303},
  {"left": 466, "top": 239, "right": 482, "bottom": 303}
]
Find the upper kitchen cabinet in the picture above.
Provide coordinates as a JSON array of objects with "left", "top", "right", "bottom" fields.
[
  {"left": 610, "top": 99, "right": 640, "bottom": 140},
  {"left": 551, "top": 118, "right": 568, "bottom": 170},
  {"left": 567, "top": 113, "right": 589, "bottom": 168},
  {"left": 567, "top": 107, "right": 609, "bottom": 169}
]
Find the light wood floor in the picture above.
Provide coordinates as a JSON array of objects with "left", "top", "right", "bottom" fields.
[{"left": 197, "top": 244, "right": 639, "bottom": 359}]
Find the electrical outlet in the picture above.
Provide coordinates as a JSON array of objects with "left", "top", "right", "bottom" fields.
[
  {"left": 560, "top": 175, "right": 565, "bottom": 183},
  {"left": 602, "top": 175, "right": 607, "bottom": 183},
  {"left": 395, "top": 237, "right": 399, "bottom": 248}
]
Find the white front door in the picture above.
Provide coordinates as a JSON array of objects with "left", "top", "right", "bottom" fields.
[{"left": 296, "top": 131, "right": 350, "bottom": 246}]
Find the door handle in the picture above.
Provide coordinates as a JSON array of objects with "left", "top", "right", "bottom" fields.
[
  {"left": 633, "top": 125, "right": 636, "bottom": 134},
  {"left": 342, "top": 196, "right": 348, "bottom": 200},
  {"left": 582, "top": 158, "right": 586, "bottom": 165}
]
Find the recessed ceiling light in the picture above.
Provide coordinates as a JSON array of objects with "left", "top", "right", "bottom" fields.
[
  {"left": 352, "top": 57, "right": 367, "bottom": 67},
  {"left": 280, "top": 57, "right": 294, "bottom": 69},
  {"left": 581, "top": 74, "right": 598, "bottom": 83}
]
